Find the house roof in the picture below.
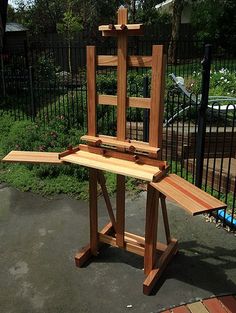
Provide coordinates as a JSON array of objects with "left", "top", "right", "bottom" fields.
[{"left": 6, "top": 22, "right": 28, "bottom": 32}]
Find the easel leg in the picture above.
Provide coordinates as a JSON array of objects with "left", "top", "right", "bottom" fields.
[
  {"left": 97, "top": 171, "right": 117, "bottom": 232},
  {"left": 160, "top": 194, "right": 171, "bottom": 244},
  {"left": 116, "top": 174, "right": 125, "bottom": 247},
  {"left": 89, "top": 168, "right": 98, "bottom": 256},
  {"left": 143, "top": 189, "right": 178, "bottom": 295},
  {"left": 144, "top": 184, "right": 159, "bottom": 275}
]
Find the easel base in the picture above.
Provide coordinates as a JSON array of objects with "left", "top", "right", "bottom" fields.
[{"left": 74, "top": 222, "right": 178, "bottom": 295}]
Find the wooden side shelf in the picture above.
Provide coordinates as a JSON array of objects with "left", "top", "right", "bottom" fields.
[
  {"left": 2, "top": 150, "right": 63, "bottom": 164},
  {"left": 151, "top": 174, "right": 227, "bottom": 215}
]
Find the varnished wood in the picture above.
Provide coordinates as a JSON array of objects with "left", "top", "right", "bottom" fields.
[
  {"left": 98, "top": 94, "right": 150, "bottom": 108},
  {"left": 2, "top": 151, "right": 63, "bottom": 164},
  {"left": 99, "top": 233, "right": 145, "bottom": 256},
  {"left": 61, "top": 149, "right": 162, "bottom": 181},
  {"left": 143, "top": 239, "right": 178, "bottom": 295},
  {"left": 81, "top": 135, "right": 159, "bottom": 155},
  {"left": 144, "top": 184, "right": 159, "bottom": 275},
  {"left": 87, "top": 46, "right": 97, "bottom": 136},
  {"left": 97, "top": 171, "right": 117, "bottom": 232},
  {"left": 149, "top": 45, "right": 165, "bottom": 149},
  {"left": 75, "top": 222, "right": 114, "bottom": 267},
  {"left": 89, "top": 168, "right": 98, "bottom": 255},
  {"left": 78, "top": 144, "right": 166, "bottom": 168},
  {"left": 151, "top": 174, "right": 227, "bottom": 215},
  {"left": 160, "top": 195, "right": 171, "bottom": 244},
  {"left": 99, "top": 23, "right": 143, "bottom": 31},
  {"left": 101, "top": 29, "right": 143, "bottom": 37},
  {"left": 117, "top": 7, "right": 128, "bottom": 141},
  {"left": 128, "top": 55, "right": 152, "bottom": 67},
  {"left": 116, "top": 175, "right": 125, "bottom": 247},
  {"left": 58, "top": 145, "right": 80, "bottom": 159},
  {"left": 97, "top": 55, "right": 152, "bottom": 67}
]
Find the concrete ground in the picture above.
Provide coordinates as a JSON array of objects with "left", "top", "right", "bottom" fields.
[{"left": 0, "top": 183, "right": 236, "bottom": 313}]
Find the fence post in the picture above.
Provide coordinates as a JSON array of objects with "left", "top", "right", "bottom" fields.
[
  {"left": 143, "top": 76, "right": 149, "bottom": 142},
  {"left": 0, "top": 53, "right": 6, "bottom": 98},
  {"left": 28, "top": 65, "right": 35, "bottom": 121},
  {"left": 195, "top": 44, "right": 212, "bottom": 188}
]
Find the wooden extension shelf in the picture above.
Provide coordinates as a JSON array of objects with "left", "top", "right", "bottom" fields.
[
  {"left": 2, "top": 150, "right": 63, "bottom": 164},
  {"left": 151, "top": 174, "right": 227, "bottom": 216},
  {"left": 61, "top": 150, "right": 162, "bottom": 181}
]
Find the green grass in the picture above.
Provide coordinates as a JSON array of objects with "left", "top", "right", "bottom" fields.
[{"left": 0, "top": 111, "right": 140, "bottom": 199}]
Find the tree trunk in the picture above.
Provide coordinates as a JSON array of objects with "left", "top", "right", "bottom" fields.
[
  {"left": 168, "top": 0, "right": 184, "bottom": 65},
  {"left": 68, "top": 40, "right": 72, "bottom": 73}
]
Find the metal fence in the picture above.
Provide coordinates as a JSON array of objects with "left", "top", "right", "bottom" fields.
[{"left": 0, "top": 39, "right": 236, "bottom": 230}]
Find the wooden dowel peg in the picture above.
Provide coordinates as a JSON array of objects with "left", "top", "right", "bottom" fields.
[{"left": 120, "top": 24, "right": 127, "bottom": 30}]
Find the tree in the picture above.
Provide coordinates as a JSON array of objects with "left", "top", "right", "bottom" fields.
[
  {"left": 57, "top": 1, "right": 83, "bottom": 73},
  {"left": 191, "top": 0, "right": 236, "bottom": 53},
  {"left": 7, "top": 4, "right": 16, "bottom": 22},
  {"left": 135, "top": 0, "right": 171, "bottom": 25},
  {"left": 168, "top": 0, "right": 184, "bottom": 64}
]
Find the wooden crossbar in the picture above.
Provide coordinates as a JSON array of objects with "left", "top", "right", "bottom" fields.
[
  {"left": 78, "top": 144, "right": 166, "bottom": 168},
  {"left": 81, "top": 135, "right": 160, "bottom": 155},
  {"left": 98, "top": 94, "right": 150, "bottom": 108},
  {"left": 101, "top": 29, "right": 143, "bottom": 37},
  {"left": 99, "top": 24, "right": 143, "bottom": 31},
  {"left": 97, "top": 55, "right": 152, "bottom": 67}
]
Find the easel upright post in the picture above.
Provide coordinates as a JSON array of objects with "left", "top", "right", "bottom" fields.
[
  {"left": 117, "top": 7, "right": 128, "bottom": 141},
  {"left": 87, "top": 46, "right": 97, "bottom": 136}
]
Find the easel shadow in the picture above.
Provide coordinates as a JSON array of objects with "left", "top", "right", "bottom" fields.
[
  {"left": 83, "top": 240, "right": 236, "bottom": 296},
  {"left": 152, "top": 240, "right": 236, "bottom": 295}
]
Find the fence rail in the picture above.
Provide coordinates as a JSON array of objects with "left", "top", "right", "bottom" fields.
[{"left": 0, "top": 40, "right": 236, "bottom": 229}]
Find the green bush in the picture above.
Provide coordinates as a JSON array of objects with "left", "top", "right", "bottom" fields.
[
  {"left": 36, "top": 89, "right": 87, "bottom": 128},
  {"left": 0, "top": 111, "right": 139, "bottom": 198},
  {"left": 0, "top": 111, "right": 89, "bottom": 197}
]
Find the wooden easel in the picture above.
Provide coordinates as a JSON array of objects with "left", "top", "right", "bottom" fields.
[
  {"left": 71, "top": 7, "right": 176, "bottom": 295},
  {"left": 2, "top": 7, "right": 227, "bottom": 295}
]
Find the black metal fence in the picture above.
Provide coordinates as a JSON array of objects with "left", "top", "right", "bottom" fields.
[{"left": 0, "top": 39, "right": 236, "bottom": 229}]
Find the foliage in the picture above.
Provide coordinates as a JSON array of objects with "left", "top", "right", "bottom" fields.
[
  {"left": 135, "top": 0, "right": 171, "bottom": 24},
  {"left": 57, "top": 1, "right": 83, "bottom": 72},
  {"left": 34, "top": 52, "right": 60, "bottom": 85},
  {"left": 0, "top": 111, "right": 139, "bottom": 198},
  {"left": 191, "top": 0, "right": 236, "bottom": 53},
  {"left": 184, "top": 68, "right": 236, "bottom": 97},
  {"left": 0, "top": 111, "right": 89, "bottom": 197},
  {"left": 56, "top": 5, "right": 83, "bottom": 42},
  {"left": 96, "top": 70, "right": 151, "bottom": 96},
  {"left": 36, "top": 90, "right": 87, "bottom": 129}
]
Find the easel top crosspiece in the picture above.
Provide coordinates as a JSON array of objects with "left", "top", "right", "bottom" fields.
[{"left": 58, "top": 6, "right": 168, "bottom": 182}]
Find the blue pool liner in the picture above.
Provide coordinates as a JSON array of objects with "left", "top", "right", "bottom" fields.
[{"left": 217, "top": 209, "right": 236, "bottom": 227}]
